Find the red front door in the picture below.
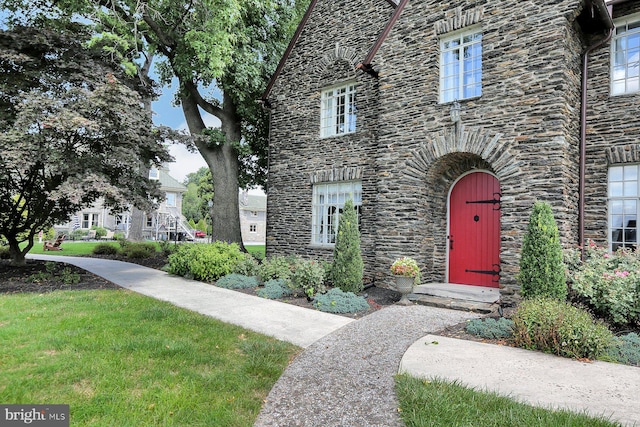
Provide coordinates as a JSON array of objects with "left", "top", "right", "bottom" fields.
[{"left": 448, "top": 172, "right": 500, "bottom": 287}]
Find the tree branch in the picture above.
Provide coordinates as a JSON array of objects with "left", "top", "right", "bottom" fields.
[{"left": 181, "top": 79, "right": 225, "bottom": 120}]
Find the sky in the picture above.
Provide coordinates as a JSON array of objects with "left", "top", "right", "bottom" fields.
[
  {"left": 151, "top": 81, "right": 215, "bottom": 183},
  {"left": 152, "top": 83, "right": 265, "bottom": 196}
]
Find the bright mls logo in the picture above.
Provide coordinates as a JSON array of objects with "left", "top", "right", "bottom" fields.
[{"left": 1, "top": 405, "right": 69, "bottom": 426}]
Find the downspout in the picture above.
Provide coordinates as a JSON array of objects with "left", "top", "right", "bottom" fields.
[{"left": 579, "top": 1, "right": 613, "bottom": 259}]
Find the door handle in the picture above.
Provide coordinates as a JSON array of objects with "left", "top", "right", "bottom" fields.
[{"left": 448, "top": 235, "right": 453, "bottom": 250}]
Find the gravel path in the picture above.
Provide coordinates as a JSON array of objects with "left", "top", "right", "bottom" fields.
[{"left": 255, "top": 305, "right": 480, "bottom": 427}]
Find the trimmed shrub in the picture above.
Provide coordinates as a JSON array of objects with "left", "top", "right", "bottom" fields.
[
  {"left": 167, "top": 241, "right": 244, "bottom": 282},
  {"left": 314, "top": 288, "right": 369, "bottom": 314},
  {"left": 258, "top": 255, "right": 293, "bottom": 283},
  {"left": 569, "top": 241, "right": 640, "bottom": 326},
  {"left": 215, "top": 273, "right": 259, "bottom": 290},
  {"left": 158, "top": 239, "right": 178, "bottom": 257},
  {"left": 257, "top": 279, "right": 293, "bottom": 299},
  {"left": 604, "top": 333, "right": 640, "bottom": 366},
  {"left": 330, "top": 199, "right": 364, "bottom": 294},
  {"left": 0, "top": 246, "right": 10, "bottom": 259},
  {"left": 465, "top": 318, "right": 514, "bottom": 340},
  {"left": 518, "top": 201, "right": 567, "bottom": 301},
  {"left": 512, "top": 297, "right": 614, "bottom": 359},
  {"left": 232, "top": 253, "right": 260, "bottom": 277},
  {"left": 92, "top": 243, "right": 119, "bottom": 255},
  {"left": 290, "top": 257, "right": 326, "bottom": 296},
  {"left": 92, "top": 226, "right": 107, "bottom": 239},
  {"left": 122, "top": 242, "right": 157, "bottom": 259}
]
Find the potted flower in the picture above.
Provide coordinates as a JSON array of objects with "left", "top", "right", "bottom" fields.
[{"left": 390, "top": 257, "right": 421, "bottom": 304}]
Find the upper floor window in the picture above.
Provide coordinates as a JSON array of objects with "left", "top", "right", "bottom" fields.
[
  {"left": 312, "top": 181, "right": 361, "bottom": 246},
  {"left": 149, "top": 167, "right": 160, "bottom": 180},
  {"left": 609, "top": 165, "right": 638, "bottom": 251},
  {"left": 320, "top": 83, "right": 356, "bottom": 138},
  {"left": 440, "top": 28, "right": 482, "bottom": 103},
  {"left": 612, "top": 14, "right": 640, "bottom": 95},
  {"left": 166, "top": 192, "right": 176, "bottom": 207}
]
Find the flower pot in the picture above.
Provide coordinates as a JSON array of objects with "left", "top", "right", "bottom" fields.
[{"left": 395, "top": 275, "right": 414, "bottom": 305}]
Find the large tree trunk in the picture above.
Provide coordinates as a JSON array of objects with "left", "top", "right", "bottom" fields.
[
  {"left": 128, "top": 207, "right": 145, "bottom": 241},
  {"left": 180, "top": 90, "right": 244, "bottom": 249},
  {"left": 6, "top": 234, "right": 29, "bottom": 266}
]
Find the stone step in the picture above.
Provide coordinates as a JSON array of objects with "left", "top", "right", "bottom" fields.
[
  {"left": 408, "top": 293, "right": 498, "bottom": 314},
  {"left": 408, "top": 282, "right": 501, "bottom": 314}
]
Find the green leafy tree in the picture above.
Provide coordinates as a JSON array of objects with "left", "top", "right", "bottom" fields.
[
  {"left": 518, "top": 201, "right": 567, "bottom": 300},
  {"left": 0, "top": 26, "right": 171, "bottom": 265},
  {"left": 330, "top": 199, "right": 364, "bottom": 294},
  {"left": 1, "top": 0, "right": 309, "bottom": 248}
]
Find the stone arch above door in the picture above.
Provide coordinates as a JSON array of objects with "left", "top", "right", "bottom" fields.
[{"left": 405, "top": 125, "right": 522, "bottom": 184}]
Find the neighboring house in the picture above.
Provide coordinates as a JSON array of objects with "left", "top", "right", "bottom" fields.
[
  {"left": 261, "top": 0, "right": 640, "bottom": 303},
  {"left": 239, "top": 192, "right": 267, "bottom": 244},
  {"left": 57, "top": 167, "right": 193, "bottom": 240}
]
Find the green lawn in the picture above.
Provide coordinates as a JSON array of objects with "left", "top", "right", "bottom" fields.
[
  {"left": 395, "top": 374, "right": 620, "bottom": 427},
  {"left": 25, "top": 241, "right": 266, "bottom": 259},
  {"left": 0, "top": 290, "right": 299, "bottom": 426}
]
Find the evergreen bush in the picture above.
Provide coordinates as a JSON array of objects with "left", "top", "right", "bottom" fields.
[
  {"left": 92, "top": 243, "right": 120, "bottom": 255},
  {"left": 122, "top": 242, "right": 157, "bottom": 259},
  {"left": 604, "top": 333, "right": 640, "bottom": 366},
  {"left": 215, "top": 273, "right": 259, "bottom": 290},
  {"left": 257, "top": 279, "right": 293, "bottom": 299},
  {"left": 330, "top": 199, "right": 364, "bottom": 294},
  {"left": 314, "top": 288, "right": 369, "bottom": 314},
  {"left": 512, "top": 297, "right": 613, "bottom": 359},
  {"left": 465, "top": 318, "right": 514, "bottom": 340},
  {"left": 0, "top": 246, "right": 10, "bottom": 259},
  {"left": 518, "top": 201, "right": 567, "bottom": 301}
]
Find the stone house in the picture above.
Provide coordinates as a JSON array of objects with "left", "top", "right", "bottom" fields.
[{"left": 261, "top": 0, "right": 640, "bottom": 303}]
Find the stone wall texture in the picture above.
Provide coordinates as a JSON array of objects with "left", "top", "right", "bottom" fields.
[{"left": 265, "top": 0, "right": 640, "bottom": 304}]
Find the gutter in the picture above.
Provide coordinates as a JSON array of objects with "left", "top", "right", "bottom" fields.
[{"left": 579, "top": 0, "right": 614, "bottom": 258}]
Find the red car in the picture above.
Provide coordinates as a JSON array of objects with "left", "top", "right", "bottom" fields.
[{"left": 194, "top": 231, "right": 206, "bottom": 238}]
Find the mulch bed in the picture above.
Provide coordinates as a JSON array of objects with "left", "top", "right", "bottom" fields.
[{"left": 0, "top": 256, "right": 403, "bottom": 320}]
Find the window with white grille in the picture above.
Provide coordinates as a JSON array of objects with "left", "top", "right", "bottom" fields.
[
  {"left": 312, "top": 181, "right": 361, "bottom": 245},
  {"left": 611, "top": 14, "right": 640, "bottom": 95},
  {"left": 609, "top": 164, "right": 638, "bottom": 251},
  {"left": 320, "top": 83, "right": 356, "bottom": 138},
  {"left": 440, "top": 28, "right": 482, "bottom": 103}
]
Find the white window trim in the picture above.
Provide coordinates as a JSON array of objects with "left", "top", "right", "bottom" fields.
[
  {"left": 149, "top": 167, "right": 160, "bottom": 180},
  {"left": 311, "top": 181, "right": 362, "bottom": 246},
  {"left": 439, "top": 26, "right": 483, "bottom": 104},
  {"left": 611, "top": 12, "right": 640, "bottom": 96},
  {"left": 608, "top": 164, "right": 639, "bottom": 252},
  {"left": 320, "top": 82, "right": 357, "bottom": 138}
]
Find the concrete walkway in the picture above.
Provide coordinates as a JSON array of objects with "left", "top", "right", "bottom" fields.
[
  {"left": 28, "top": 254, "right": 640, "bottom": 426},
  {"left": 28, "top": 255, "right": 352, "bottom": 348}
]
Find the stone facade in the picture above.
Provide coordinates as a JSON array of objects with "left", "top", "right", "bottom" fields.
[{"left": 264, "top": 0, "right": 640, "bottom": 303}]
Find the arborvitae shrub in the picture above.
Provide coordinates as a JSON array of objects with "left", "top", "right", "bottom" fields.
[
  {"left": 518, "top": 201, "right": 567, "bottom": 301},
  {"left": 330, "top": 199, "right": 364, "bottom": 294}
]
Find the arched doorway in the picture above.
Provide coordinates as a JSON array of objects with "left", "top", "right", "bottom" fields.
[{"left": 448, "top": 171, "right": 501, "bottom": 288}]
